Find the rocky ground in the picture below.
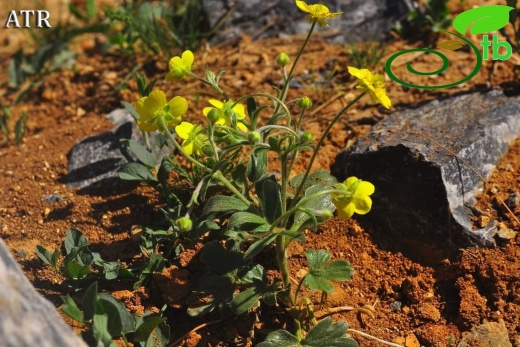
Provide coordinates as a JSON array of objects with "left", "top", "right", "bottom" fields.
[{"left": 0, "top": 0, "right": 519, "bottom": 346}]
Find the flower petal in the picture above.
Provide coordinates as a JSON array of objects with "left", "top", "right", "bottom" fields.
[
  {"left": 182, "top": 50, "right": 194, "bottom": 66},
  {"left": 338, "top": 201, "right": 356, "bottom": 219},
  {"left": 169, "top": 56, "right": 183, "bottom": 71},
  {"left": 144, "top": 90, "right": 167, "bottom": 112},
  {"left": 353, "top": 195, "right": 372, "bottom": 215},
  {"left": 135, "top": 96, "right": 148, "bottom": 119},
  {"left": 209, "top": 99, "right": 224, "bottom": 109},
  {"left": 168, "top": 96, "right": 189, "bottom": 117},
  {"left": 295, "top": 0, "right": 311, "bottom": 13},
  {"left": 232, "top": 103, "right": 246, "bottom": 120},
  {"left": 175, "top": 121, "right": 194, "bottom": 140},
  {"left": 182, "top": 140, "right": 194, "bottom": 155},
  {"left": 357, "top": 181, "right": 375, "bottom": 196}
]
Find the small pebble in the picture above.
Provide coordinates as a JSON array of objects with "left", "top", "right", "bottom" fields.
[
  {"left": 496, "top": 227, "right": 517, "bottom": 241},
  {"left": 390, "top": 301, "right": 402, "bottom": 312},
  {"left": 505, "top": 192, "right": 520, "bottom": 209},
  {"left": 42, "top": 194, "right": 63, "bottom": 203},
  {"left": 17, "top": 250, "right": 27, "bottom": 258}
]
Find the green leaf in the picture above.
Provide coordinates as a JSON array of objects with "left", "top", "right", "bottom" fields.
[
  {"left": 303, "top": 317, "right": 358, "bottom": 347},
  {"left": 157, "top": 157, "right": 174, "bottom": 185},
  {"left": 61, "top": 295, "right": 84, "bottom": 323},
  {"left": 103, "top": 261, "right": 121, "bottom": 280},
  {"left": 122, "top": 139, "right": 157, "bottom": 167},
  {"left": 83, "top": 281, "right": 98, "bottom": 321},
  {"left": 93, "top": 313, "right": 114, "bottom": 346},
  {"left": 255, "top": 176, "right": 282, "bottom": 224},
  {"left": 64, "top": 228, "right": 88, "bottom": 254},
  {"left": 247, "top": 148, "right": 268, "bottom": 183},
  {"left": 246, "top": 96, "right": 259, "bottom": 128},
  {"left": 244, "top": 233, "right": 277, "bottom": 261},
  {"left": 290, "top": 170, "right": 337, "bottom": 193},
  {"left": 257, "top": 329, "right": 300, "bottom": 347},
  {"left": 121, "top": 101, "right": 140, "bottom": 121},
  {"left": 222, "top": 286, "right": 263, "bottom": 316},
  {"left": 35, "top": 245, "right": 60, "bottom": 270},
  {"left": 14, "top": 111, "right": 26, "bottom": 145},
  {"left": 227, "top": 211, "right": 267, "bottom": 229},
  {"left": 200, "top": 240, "right": 244, "bottom": 274},
  {"left": 86, "top": 0, "right": 96, "bottom": 19},
  {"left": 134, "top": 253, "right": 165, "bottom": 288},
  {"left": 203, "top": 195, "right": 249, "bottom": 215},
  {"left": 97, "top": 293, "right": 135, "bottom": 336},
  {"left": 118, "top": 162, "right": 156, "bottom": 182},
  {"left": 66, "top": 260, "right": 91, "bottom": 279},
  {"left": 134, "top": 312, "right": 167, "bottom": 342},
  {"left": 292, "top": 184, "right": 335, "bottom": 233},
  {"left": 453, "top": 5, "right": 514, "bottom": 35},
  {"left": 304, "top": 249, "right": 355, "bottom": 294},
  {"left": 231, "top": 163, "right": 248, "bottom": 188},
  {"left": 239, "top": 264, "right": 266, "bottom": 285}
]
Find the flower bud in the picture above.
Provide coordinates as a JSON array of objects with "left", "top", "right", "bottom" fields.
[
  {"left": 300, "top": 131, "right": 313, "bottom": 142},
  {"left": 277, "top": 53, "right": 290, "bottom": 67},
  {"left": 207, "top": 108, "right": 221, "bottom": 124},
  {"left": 313, "top": 209, "right": 333, "bottom": 218},
  {"left": 248, "top": 131, "right": 262, "bottom": 143},
  {"left": 176, "top": 217, "right": 193, "bottom": 232},
  {"left": 298, "top": 96, "right": 313, "bottom": 109}
]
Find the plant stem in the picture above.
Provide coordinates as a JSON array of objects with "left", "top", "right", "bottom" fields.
[
  {"left": 275, "top": 234, "right": 290, "bottom": 288},
  {"left": 279, "top": 21, "right": 317, "bottom": 107},
  {"left": 290, "top": 91, "right": 366, "bottom": 208},
  {"left": 161, "top": 121, "right": 249, "bottom": 205}
]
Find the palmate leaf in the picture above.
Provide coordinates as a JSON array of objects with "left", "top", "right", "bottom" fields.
[
  {"left": 258, "top": 318, "right": 358, "bottom": 347},
  {"left": 304, "top": 249, "right": 355, "bottom": 294},
  {"left": 453, "top": 5, "right": 514, "bottom": 35}
]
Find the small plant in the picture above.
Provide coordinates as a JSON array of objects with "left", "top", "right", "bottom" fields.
[
  {"left": 117, "top": 1, "right": 394, "bottom": 345},
  {"left": 37, "top": 228, "right": 134, "bottom": 287},
  {"left": 345, "top": 40, "right": 387, "bottom": 70},
  {"left": 61, "top": 281, "right": 169, "bottom": 347},
  {"left": 3, "top": 0, "right": 108, "bottom": 145},
  {"left": 394, "top": 0, "right": 451, "bottom": 42},
  {"left": 105, "top": 0, "right": 210, "bottom": 56}
]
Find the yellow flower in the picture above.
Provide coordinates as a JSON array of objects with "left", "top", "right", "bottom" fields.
[
  {"left": 166, "top": 50, "right": 195, "bottom": 81},
  {"left": 135, "top": 90, "right": 188, "bottom": 132},
  {"left": 348, "top": 66, "right": 392, "bottom": 109},
  {"left": 332, "top": 176, "right": 375, "bottom": 220},
  {"left": 175, "top": 121, "right": 208, "bottom": 156},
  {"left": 295, "top": 1, "right": 342, "bottom": 27},
  {"left": 203, "top": 99, "right": 248, "bottom": 132}
]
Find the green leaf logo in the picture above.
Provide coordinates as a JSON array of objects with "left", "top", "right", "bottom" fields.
[
  {"left": 453, "top": 5, "right": 514, "bottom": 35},
  {"left": 437, "top": 39, "right": 466, "bottom": 51}
]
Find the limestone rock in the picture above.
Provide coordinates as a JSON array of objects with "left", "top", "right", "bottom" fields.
[
  {"left": 202, "top": 0, "right": 412, "bottom": 44},
  {"left": 457, "top": 321, "right": 512, "bottom": 347},
  {"left": 332, "top": 90, "right": 520, "bottom": 261},
  {"left": 0, "top": 238, "right": 87, "bottom": 347},
  {"left": 64, "top": 109, "right": 170, "bottom": 189}
]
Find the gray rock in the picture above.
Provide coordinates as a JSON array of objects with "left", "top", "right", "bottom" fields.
[
  {"left": 0, "top": 238, "right": 87, "bottom": 347},
  {"left": 65, "top": 109, "right": 170, "bottom": 189},
  {"left": 332, "top": 90, "right": 520, "bottom": 260},
  {"left": 457, "top": 321, "right": 512, "bottom": 347},
  {"left": 202, "top": 0, "right": 412, "bottom": 44}
]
